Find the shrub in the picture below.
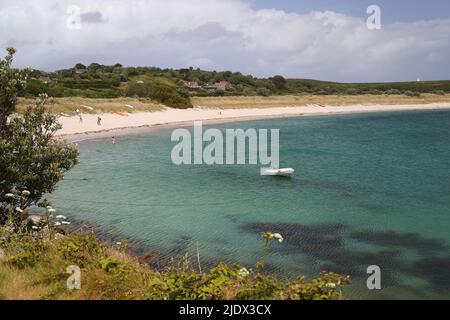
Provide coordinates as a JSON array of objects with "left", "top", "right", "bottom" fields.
[
  {"left": 125, "top": 82, "right": 193, "bottom": 109},
  {"left": 345, "top": 88, "right": 359, "bottom": 95},
  {"left": 404, "top": 90, "right": 421, "bottom": 97},
  {"left": 57, "top": 233, "right": 103, "bottom": 267},
  {"left": 0, "top": 231, "right": 351, "bottom": 300},
  {"left": 385, "top": 89, "right": 401, "bottom": 95},
  {"left": 5, "top": 236, "right": 47, "bottom": 269},
  {"left": 256, "top": 88, "right": 271, "bottom": 97},
  {"left": 270, "top": 75, "right": 287, "bottom": 90}
]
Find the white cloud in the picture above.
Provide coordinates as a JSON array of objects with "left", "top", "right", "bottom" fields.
[{"left": 1, "top": 0, "right": 449, "bottom": 81}]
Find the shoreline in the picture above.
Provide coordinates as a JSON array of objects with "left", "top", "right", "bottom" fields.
[{"left": 56, "top": 102, "right": 450, "bottom": 142}]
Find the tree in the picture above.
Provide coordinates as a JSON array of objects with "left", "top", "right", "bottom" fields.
[
  {"left": 270, "top": 75, "right": 287, "bottom": 90},
  {"left": 74, "top": 63, "right": 86, "bottom": 70},
  {"left": 0, "top": 48, "right": 29, "bottom": 132},
  {"left": 0, "top": 49, "right": 79, "bottom": 224}
]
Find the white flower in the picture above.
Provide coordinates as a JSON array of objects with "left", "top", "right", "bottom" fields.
[
  {"left": 47, "top": 209, "right": 56, "bottom": 213},
  {"left": 61, "top": 221, "right": 71, "bottom": 225},
  {"left": 272, "top": 233, "right": 284, "bottom": 243},
  {"left": 5, "top": 193, "right": 14, "bottom": 198},
  {"left": 238, "top": 267, "right": 250, "bottom": 277},
  {"left": 116, "top": 242, "right": 122, "bottom": 245},
  {"left": 326, "top": 283, "right": 337, "bottom": 289},
  {"left": 15, "top": 207, "right": 23, "bottom": 213},
  {"left": 54, "top": 222, "right": 62, "bottom": 226},
  {"left": 21, "top": 190, "right": 31, "bottom": 196},
  {"left": 55, "top": 215, "right": 66, "bottom": 220},
  {"left": 31, "top": 226, "right": 39, "bottom": 230}
]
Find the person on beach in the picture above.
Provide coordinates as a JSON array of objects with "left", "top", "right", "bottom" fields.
[
  {"left": 97, "top": 116, "right": 102, "bottom": 126},
  {"left": 112, "top": 136, "right": 116, "bottom": 144},
  {"left": 75, "top": 109, "right": 83, "bottom": 122}
]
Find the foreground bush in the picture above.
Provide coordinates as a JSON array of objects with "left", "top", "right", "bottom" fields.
[{"left": 0, "top": 232, "right": 350, "bottom": 300}]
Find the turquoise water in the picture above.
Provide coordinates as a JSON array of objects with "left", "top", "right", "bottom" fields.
[{"left": 50, "top": 110, "right": 450, "bottom": 299}]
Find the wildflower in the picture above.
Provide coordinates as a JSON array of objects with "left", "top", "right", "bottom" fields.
[
  {"left": 56, "top": 215, "right": 66, "bottom": 220},
  {"left": 5, "top": 193, "right": 14, "bottom": 198},
  {"left": 47, "top": 208, "right": 56, "bottom": 213},
  {"left": 326, "top": 283, "right": 337, "bottom": 289},
  {"left": 272, "top": 233, "right": 284, "bottom": 243},
  {"left": 116, "top": 242, "right": 122, "bottom": 245},
  {"left": 61, "top": 221, "right": 71, "bottom": 225},
  {"left": 32, "top": 226, "right": 39, "bottom": 230},
  {"left": 238, "top": 267, "right": 250, "bottom": 277},
  {"left": 15, "top": 207, "right": 23, "bottom": 213},
  {"left": 54, "top": 222, "right": 62, "bottom": 226},
  {"left": 22, "top": 190, "right": 31, "bottom": 196}
]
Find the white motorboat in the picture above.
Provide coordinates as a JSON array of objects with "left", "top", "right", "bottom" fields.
[{"left": 261, "top": 168, "right": 295, "bottom": 177}]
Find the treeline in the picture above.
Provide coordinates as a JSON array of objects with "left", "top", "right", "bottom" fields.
[
  {"left": 23, "top": 63, "right": 450, "bottom": 108},
  {"left": 286, "top": 79, "right": 450, "bottom": 96}
]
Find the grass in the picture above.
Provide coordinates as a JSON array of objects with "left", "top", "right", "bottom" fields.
[
  {"left": 0, "top": 232, "right": 350, "bottom": 300},
  {"left": 16, "top": 97, "right": 166, "bottom": 115},
  {"left": 192, "top": 93, "right": 450, "bottom": 109},
  {"left": 16, "top": 93, "right": 450, "bottom": 116}
]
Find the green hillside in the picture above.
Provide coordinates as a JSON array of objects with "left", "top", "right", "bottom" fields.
[{"left": 23, "top": 63, "right": 450, "bottom": 109}]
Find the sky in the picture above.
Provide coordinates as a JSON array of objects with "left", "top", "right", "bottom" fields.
[{"left": 1, "top": 0, "right": 449, "bottom": 82}]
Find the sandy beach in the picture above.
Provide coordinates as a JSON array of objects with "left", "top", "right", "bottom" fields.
[{"left": 57, "top": 102, "right": 450, "bottom": 140}]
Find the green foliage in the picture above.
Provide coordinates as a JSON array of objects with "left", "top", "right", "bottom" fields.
[
  {"left": 57, "top": 233, "right": 103, "bottom": 267},
  {"left": 270, "top": 75, "right": 287, "bottom": 90},
  {"left": 282, "top": 272, "right": 351, "bottom": 300},
  {"left": 0, "top": 230, "right": 351, "bottom": 300},
  {"left": 256, "top": 88, "right": 271, "bottom": 96},
  {"left": 0, "top": 49, "right": 79, "bottom": 224},
  {"left": 125, "top": 81, "right": 192, "bottom": 109},
  {"left": 4, "top": 235, "right": 48, "bottom": 269},
  {"left": 385, "top": 89, "right": 402, "bottom": 95},
  {"left": 17, "top": 54, "right": 450, "bottom": 101},
  {"left": 345, "top": 88, "right": 360, "bottom": 95},
  {"left": 404, "top": 90, "right": 421, "bottom": 97},
  {"left": 146, "top": 262, "right": 272, "bottom": 300},
  {"left": 0, "top": 96, "right": 79, "bottom": 222},
  {"left": 99, "top": 257, "right": 125, "bottom": 273},
  {"left": 0, "top": 48, "right": 29, "bottom": 131},
  {"left": 145, "top": 262, "right": 349, "bottom": 300}
]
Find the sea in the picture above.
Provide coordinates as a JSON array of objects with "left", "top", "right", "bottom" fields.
[{"left": 48, "top": 109, "right": 450, "bottom": 299}]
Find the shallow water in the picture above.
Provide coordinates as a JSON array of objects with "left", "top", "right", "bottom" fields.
[{"left": 50, "top": 110, "right": 450, "bottom": 299}]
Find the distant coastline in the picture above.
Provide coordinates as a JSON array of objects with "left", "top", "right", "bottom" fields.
[{"left": 55, "top": 102, "right": 450, "bottom": 142}]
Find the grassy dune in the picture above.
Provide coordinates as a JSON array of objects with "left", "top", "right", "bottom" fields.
[
  {"left": 192, "top": 93, "right": 450, "bottom": 109},
  {"left": 15, "top": 94, "right": 450, "bottom": 115},
  {"left": 17, "top": 97, "right": 166, "bottom": 115}
]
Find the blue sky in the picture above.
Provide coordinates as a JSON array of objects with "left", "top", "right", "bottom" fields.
[
  {"left": 1, "top": 0, "right": 450, "bottom": 82},
  {"left": 246, "top": 0, "right": 450, "bottom": 23}
]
